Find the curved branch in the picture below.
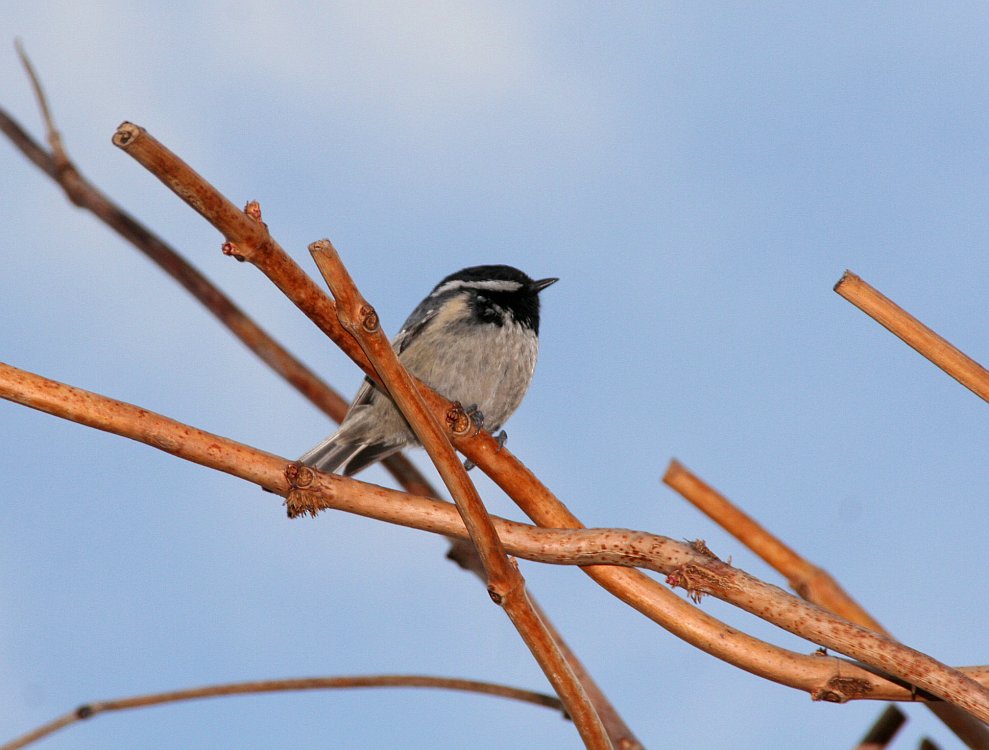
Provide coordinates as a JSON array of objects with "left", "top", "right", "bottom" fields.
[
  {"left": 0, "top": 675, "right": 564, "bottom": 750},
  {"left": 3, "top": 360, "right": 989, "bottom": 714}
]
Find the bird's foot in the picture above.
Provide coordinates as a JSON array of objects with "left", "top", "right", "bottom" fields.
[
  {"left": 494, "top": 429, "right": 508, "bottom": 451},
  {"left": 462, "top": 404, "right": 485, "bottom": 435}
]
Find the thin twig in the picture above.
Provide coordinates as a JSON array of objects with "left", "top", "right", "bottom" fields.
[
  {"left": 663, "top": 459, "right": 989, "bottom": 749},
  {"left": 14, "top": 40, "right": 63, "bottom": 160},
  {"left": 1, "top": 675, "right": 565, "bottom": 750},
  {"left": 834, "top": 270, "right": 989, "bottom": 403},
  {"left": 107, "top": 122, "right": 989, "bottom": 719},
  {"left": 0, "top": 51, "right": 439, "bottom": 502},
  {"left": 307, "top": 241, "right": 611, "bottom": 749},
  {"left": 4, "top": 361, "right": 989, "bottom": 710}
]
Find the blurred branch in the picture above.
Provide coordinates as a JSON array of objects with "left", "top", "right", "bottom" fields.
[
  {"left": 834, "top": 270, "right": 989, "bottom": 403},
  {"left": 306, "top": 240, "right": 611, "bottom": 749},
  {"left": 4, "top": 360, "right": 989, "bottom": 714},
  {"left": 663, "top": 460, "right": 989, "bottom": 749},
  {"left": 0, "top": 42, "right": 440, "bottom": 505},
  {"left": 0, "top": 675, "right": 565, "bottom": 750},
  {"left": 853, "top": 705, "right": 906, "bottom": 750}
]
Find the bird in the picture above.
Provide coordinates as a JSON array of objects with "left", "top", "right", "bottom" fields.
[{"left": 298, "top": 264, "right": 558, "bottom": 476}]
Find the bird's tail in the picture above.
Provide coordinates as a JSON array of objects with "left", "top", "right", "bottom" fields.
[{"left": 298, "top": 434, "right": 405, "bottom": 476}]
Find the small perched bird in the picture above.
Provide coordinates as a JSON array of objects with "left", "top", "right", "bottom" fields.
[{"left": 299, "top": 264, "right": 558, "bottom": 476}]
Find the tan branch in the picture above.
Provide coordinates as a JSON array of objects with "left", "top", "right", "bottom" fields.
[
  {"left": 105, "top": 121, "right": 842, "bottom": 709},
  {"left": 106, "top": 123, "right": 989, "bottom": 722},
  {"left": 1, "top": 675, "right": 564, "bottom": 750},
  {"left": 664, "top": 459, "right": 989, "bottom": 749},
  {"left": 306, "top": 240, "right": 611, "bottom": 749},
  {"left": 834, "top": 270, "right": 989, "bottom": 403},
  {"left": 664, "top": 460, "right": 878, "bottom": 623},
  {"left": 0, "top": 52, "right": 438, "bottom": 503},
  {"left": 2, "top": 58, "right": 635, "bottom": 743},
  {"left": 4, "top": 360, "right": 989, "bottom": 713}
]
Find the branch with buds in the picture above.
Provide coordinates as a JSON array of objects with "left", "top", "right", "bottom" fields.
[{"left": 4, "top": 48, "right": 989, "bottom": 750}]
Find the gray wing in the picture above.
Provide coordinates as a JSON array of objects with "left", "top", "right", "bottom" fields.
[
  {"left": 393, "top": 300, "right": 440, "bottom": 353},
  {"left": 297, "top": 304, "right": 439, "bottom": 474}
]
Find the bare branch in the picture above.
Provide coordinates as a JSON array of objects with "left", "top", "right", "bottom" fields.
[
  {"left": 664, "top": 459, "right": 989, "bottom": 749},
  {"left": 835, "top": 270, "right": 989, "bottom": 403},
  {"left": 1, "top": 675, "right": 564, "bottom": 750},
  {"left": 664, "top": 460, "right": 879, "bottom": 624},
  {"left": 853, "top": 705, "right": 906, "bottom": 750},
  {"left": 106, "top": 123, "right": 989, "bottom": 721},
  {"left": 306, "top": 240, "right": 611, "bottom": 749},
  {"left": 14, "top": 40, "right": 64, "bottom": 161},
  {"left": 1, "top": 65, "right": 636, "bottom": 743},
  {"left": 0, "top": 64, "right": 439, "bottom": 501},
  {"left": 4, "top": 360, "right": 989, "bottom": 714}
]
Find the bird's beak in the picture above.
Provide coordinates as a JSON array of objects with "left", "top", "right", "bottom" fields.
[{"left": 532, "top": 277, "right": 559, "bottom": 293}]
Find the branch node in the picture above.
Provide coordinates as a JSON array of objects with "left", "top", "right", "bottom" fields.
[
  {"left": 221, "top": 242, "right": 246, "bottom": 262},
  {"left": 446, "top": 402, "right": 473, "bottom": 436},
  {"left": 665, "top": 565, "right": 707, "bottom": 603},
  {"left": 74, "top": 704, "right": 94, "bottom": 720},
  {"left": 812, "top": 675, "right": 874, "bottom": 703},
  {"left": 243, "top": 200, "right": 265, "bottom": 226},
  {"left": 284, "top": 463, "right": 324, "bottom": 518},
  {"left": 688, "top": 538, "right": 720, "bottom": 561},
  {"left": 359, "top": 305, "right": 380, "bottom": 333},
  {"left": 286, "top": 461, "right": 315, "bottom": 488}
]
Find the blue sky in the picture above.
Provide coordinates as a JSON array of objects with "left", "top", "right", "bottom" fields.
[{"left": 2, "top": 3, "right": 987, "bottom": 748}]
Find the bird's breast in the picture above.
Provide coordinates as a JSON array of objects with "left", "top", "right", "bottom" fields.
[{"left": 399, "top": 319, "right": 539, "bottom": 430}]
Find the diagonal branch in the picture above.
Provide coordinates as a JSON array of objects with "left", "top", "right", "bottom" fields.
[
  {"left": 306, "top": 240, "right": 611, "bottom": 749},
  {"left": 0, "top": 675, "right": 565, "bottom": 750},
  {"left": 1, "top": 56, "right": 637, "bottom": 743},
  {"left": 852, "top": 705, "right": 906, "bottom": 750},
  {"left": 0, "top": 50, "right": 437, "bottom": 501},
  {"left": 663, "top": 460, "right": 877, "bottom": 623},
  {"left": 663, "top": 459, "right": 989, "bottom": 749},
  {"left": 834, "top": 270, "right": 989, "bottom": 403},
  {"left": 107, "top": 122, "right": 989, "bottom": 720}
]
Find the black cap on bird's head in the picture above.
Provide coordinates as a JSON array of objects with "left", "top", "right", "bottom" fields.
[{"left": 433, "top": 265, "right": 558, "bottom": 333}]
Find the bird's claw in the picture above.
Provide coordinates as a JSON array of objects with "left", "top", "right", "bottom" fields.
[{"left": 463, "top": 403, "right": 485, "bottom": 435}]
